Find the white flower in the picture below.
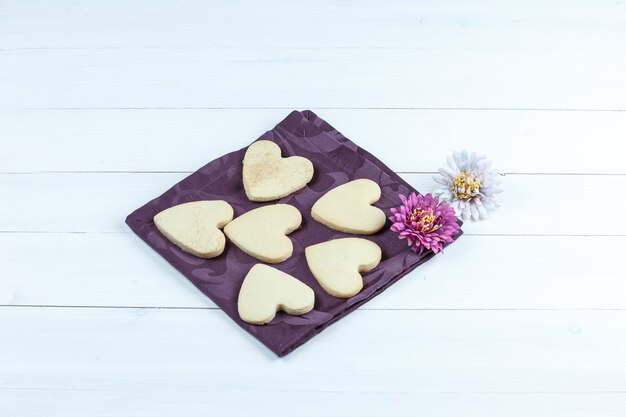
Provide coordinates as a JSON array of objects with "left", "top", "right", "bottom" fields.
[{"left": 433, "top": 150, "right": 503, "bottom": 221}]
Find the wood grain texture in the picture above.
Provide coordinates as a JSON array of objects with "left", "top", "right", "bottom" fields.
[
  {"left": 0, "top": 307, "right": 624, "bottom": 393},
  {"left": 1, "top": 172, "right": 625, "bottom": 235},
  {"left": 3, "top": 47, "right": 625, "bottom": 109},
  {"left": 2, "top": 109, "right": 625, "bottom": 174},
  {"left": 2, "top": 390, "right": 625, "bottom": 417},
  {"left": 2, "top": 233, "right": 625, "bottom": 309},
  {"left": 2, "top": 0, "right": 625, "bottom": 51}
]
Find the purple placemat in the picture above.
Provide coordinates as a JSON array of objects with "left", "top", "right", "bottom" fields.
[{"left": 126, "top": 110, "right": 462, "bottom": 356}]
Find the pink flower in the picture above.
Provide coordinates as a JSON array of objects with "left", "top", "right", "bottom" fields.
[{"left": 389, "top": 193, "right": 461, "bottom": 255}]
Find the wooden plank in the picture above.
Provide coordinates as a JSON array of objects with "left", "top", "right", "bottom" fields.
[
  {"left": 1, "top": 172, "right": 624, "bottom": 235},
  {"left": 2, "top": 48, "right": 626, "bottom": 109},
  {"left": 0, "top": 307, "right": 624, "bottom": 394},
  {"left": 1, "top": 0, "right": 625, "bottom": 51},
  {"left": 2, "top": 390, "right": 625, "bottom": 417},
  {"left": 2, "top": 109, "right": 625, "bottom": 174},
  {"left": 2, "top": 233, "right": 625, "bottom": 309}
]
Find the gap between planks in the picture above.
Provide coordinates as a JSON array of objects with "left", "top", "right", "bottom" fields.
[
  {"left": 0, "top": 231, "right": 624, "bottom": 237},
  {"left": 1, "top": 305, "right": 625, "bottom": 311},
  {"left": 1, "top": 387, "right": 625, "bottom": 395},
  {"left": 3, "top": 171, "right": 626, "bottom": 176},
  {"left": 10, "top": 107, "right": 626, "bottom": 112}
]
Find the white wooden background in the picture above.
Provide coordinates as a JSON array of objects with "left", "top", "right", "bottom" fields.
[{"left": 2, "top": 1, "right": 626, "bottom": 416}]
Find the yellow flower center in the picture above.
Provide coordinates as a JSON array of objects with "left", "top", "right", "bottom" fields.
[
  {"left": 451, "top": 171, "right": 481, "bottom": 200},
  {"left": 409, "top": 208, "right": 440, "bottom": 233}
]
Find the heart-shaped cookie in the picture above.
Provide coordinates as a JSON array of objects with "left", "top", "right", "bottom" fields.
[
  {"left": 243, "top": 140, "right": 314, "bottom": 202},
  {"left": 238, "top": 264, "right": 315, "bottom": 325},
  {"left": 154, "top": 200, "right": 234, "bottom": 259},
  {"left": 305, "top": 238, "right": 382, "bottom": 298},
  {"left": 224, "top": 204, "right": 302, "bottom": 263},
  {"left": 311, "top": 179, "right": 386, "bottom": 235}
]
